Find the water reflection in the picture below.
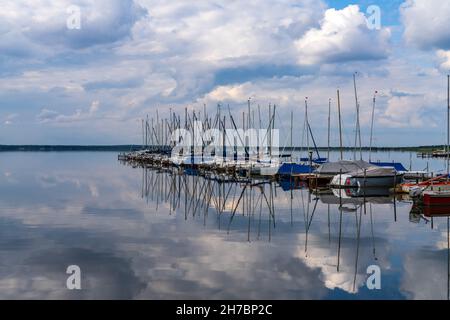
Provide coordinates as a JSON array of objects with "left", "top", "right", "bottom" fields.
[{"left": 0, "top": 152, "right": 449, "bottom": 299}]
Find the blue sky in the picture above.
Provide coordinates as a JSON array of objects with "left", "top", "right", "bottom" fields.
[{"left": 1, "top": 0, "right": 450, "bottom": 146}]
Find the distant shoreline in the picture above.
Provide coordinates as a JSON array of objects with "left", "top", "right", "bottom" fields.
[{"left": 0, "top": 145, "right": 446, "bottom": 152}]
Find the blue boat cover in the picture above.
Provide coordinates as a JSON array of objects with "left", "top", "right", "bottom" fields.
[
  {"left": 370, "top": 161, "right": 407, "bottom": 172},
  {"left": 278, "top": 163, "right": 313, "bottom": 175}
]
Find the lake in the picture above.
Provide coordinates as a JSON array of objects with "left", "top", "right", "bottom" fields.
[{"left": 0, "top": 151, "right": 449, "bottom": 299}]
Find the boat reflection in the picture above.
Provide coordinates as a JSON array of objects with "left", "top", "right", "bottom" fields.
[{"left": 124, "top": 161, "right": 450, "bottom": 298}]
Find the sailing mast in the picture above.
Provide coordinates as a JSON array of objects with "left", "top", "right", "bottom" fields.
[
  {"left": 268, "top": 104, "right": 272, "bottom": 158},
  {"left": 271, "top": 104, "right": 276, "bottom": 161},
  {"left": 258, "top": 104, "right": 261, "bottom": 161},
  {"left": 291, "top": 110, "right": 293, "bottom": 162},
  {"left": 305, "top": 98, "right": 310, "bottom": 158},
  {"left": 369, "top": 91, "right": 378, "bottom": 162},
  {"left": 327, "top": 98, "right": 331, "bottom": 162},
  {"left": 447, "top": 74, "right": 450, "bottom": 179},
  {"left": 141, "top": 118, "right": 145, "bottom": 150},
  {"left": 353, "top": 72, "right": 362, "bottom": 160},
  {"left": 337, "top": 90, "right": 343, "bottom": 161}
]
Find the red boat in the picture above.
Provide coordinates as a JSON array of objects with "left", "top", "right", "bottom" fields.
[
  {"left": 418, "top": 75, "right": 450, "bottom": 211},
  {"left": 423, "top": 191, "right": 450, "bottom": 206},
  {"left": 401, "top": 174, "right": 450, "bottom": 193},
  {"left": 423, "top": 205, "right": 450, "bottom": 217}
]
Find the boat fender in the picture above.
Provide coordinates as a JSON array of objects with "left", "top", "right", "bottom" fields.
[{"left": 409, "top": 186, "right": 423, "bottom": 198}]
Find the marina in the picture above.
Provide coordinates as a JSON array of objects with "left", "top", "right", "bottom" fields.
[
  {"left": 116, "top": 75, "right": 450, "bottom": 215},
  {"left": 3, "top": 0, "right": 450, "bottom": 305}
]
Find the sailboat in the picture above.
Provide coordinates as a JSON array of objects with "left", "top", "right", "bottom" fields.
[
  {"left": 277, "top": 104, "right": 315, "bottom": 178},
  {"left": 327, "top": 77, "right": 404, "bottom": 189},
  {"left": 300, "top": 98, "right": 327, "bottom": 164}
]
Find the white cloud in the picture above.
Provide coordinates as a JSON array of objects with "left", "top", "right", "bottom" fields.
[
  {"left": 132, "top": 0, "right": 326, "bottom": 65},
  {"left": 37, "top": 100, "right": 101, "bottom": 124},
  {"left": 379, "top": 95, "right": 435, "bottom": 128},
  {"left": 295, "top": 5, "right": 391, "bottom": 65},
  {"left": 0, "top": 1, "right": 447, "bottom": 145},
  {"left": 3, "top": 114, "right": 18, "bottom": 125},
  {"left": 0, "top": 0, "right": 147, "bottom": 50},
  {"left": 401, "top": 0, "right": 450, "bottom": 51},
  {"left": 437, "top": 50, "right": 450, "bottom": 71}
]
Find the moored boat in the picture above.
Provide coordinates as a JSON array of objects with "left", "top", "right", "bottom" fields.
[
  {"left": 400, "top": 174, "right": 450, "bottom": 194},
  {"left": 422, "top": 190, "right": 450, "bottom": 206},
  {"left": 330, "top": 166, "right": 403, "bottom": 188},
  {"left": 276, "top": 162, "right": 314, "bottom": 178},
  {"left": 308, "top": 160, "right": 373, "bottom": 188}
]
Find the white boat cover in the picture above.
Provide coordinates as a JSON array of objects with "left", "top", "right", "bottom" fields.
[
  {"left": 315, "top": 160, "right": 373, "bottom": 175},
  {"left": 348, "top": 166, "right": 398, "bottom": 177}
]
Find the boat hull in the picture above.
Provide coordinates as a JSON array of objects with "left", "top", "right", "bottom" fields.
[
  {"left": 355, "top": 175, "right": 403, "bottom": 188},
  {"left": 330, "top": 174, "right": 402, "bottom": 188},
  {"left": 259, "top": 164, "right": 281, "bottom": 176},
  {"left": 423, "top": 192, "right": 450, "bottom": 206}
]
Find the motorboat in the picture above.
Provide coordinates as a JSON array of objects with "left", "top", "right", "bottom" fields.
[{"left": 330, "top": 166, "right": 403, "bottom": 188}]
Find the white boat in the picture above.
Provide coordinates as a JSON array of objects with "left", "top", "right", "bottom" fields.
[
  {"left": 250, "top": 156, "right": 281, "bottom": 176},
  {"left": 259, "top": 163, "right": 281, "bottom": 176},
  {"left": 330, "top": 166, "right": 403, "bottom": 188},
  {"left": 170, "top": 154, "right": 215, "bottom": 166}
]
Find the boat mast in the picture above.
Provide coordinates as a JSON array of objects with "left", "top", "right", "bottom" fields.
[
  {"left": 327, "top": 98, "right": 331, "bottom": 162},
  {"left": 337, "top": 90, "right": 343, "bottom": 161},
  {"left": 248, "top": 98, "right": 251, "bottom": 161},
  {"left": 268, "top": 104, "right": 271, "bottom": 158},
  {"left": 248, "top": 98, "right": 251, "bottom": 130},
  {"left": 141, "top": 118, "right": 145, "bottom": 150},
  {"left": 369, "top": 91, "right": 377, "bottom": 162},
  {"left": 258, "top": 104, "right": 261, "bottom": 161},
  {"left": 271, "top": 104, "right": 276, "bottom": 160},
  {"left": 291, "top": 109, "right": 293, "bottom": 162},
  {"left": 305, "top": 98, "right": 310, "bottom": 157},
  {"left": 145, "top": 115, "right": 149, "bottom": 149},
  {"left": 447, "top": 74, "right": 450, "bottom": 179},
  {"left": 353, "top": 72, "right": 362, "bottom": 160}
]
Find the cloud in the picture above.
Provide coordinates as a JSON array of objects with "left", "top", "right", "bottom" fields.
[
  {"left": 132, "top": 0, "right": 326, "bottom": 65},
  {"left": 3, "top": 114, "right": 18, "bottom": 125},
  {"left": 1, "top": 0, "right": 147, "bottom": 50},
  {"left": 0, "top": 1, "right": 447, "bottom": 145},
  {"left": 83, "top": 78, "right": 143, "bottom": 91},
  {"left": 401, "top": 0, "right": 450, "bottom": 72},
  {"left": 401, "top": 0, "right": 450, "bottom": 51},
  {"left": 379, "top": 95, "right": 436, "bottom": 128},
  {"left": 401, "top": 249, "right": 449, "bottom": 299},
  {"left": 37, "top": 100, "right": 100, "bottom": 124},
  {"left": 437, "top": 50, "right": 450, "bottom": 71},
  {"left": 294, "top": 5, "right": 391, "bottom": 65}
]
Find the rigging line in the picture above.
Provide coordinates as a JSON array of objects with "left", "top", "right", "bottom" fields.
[{"left": 307, "top": 121, "right": 321, "bottom": 159}]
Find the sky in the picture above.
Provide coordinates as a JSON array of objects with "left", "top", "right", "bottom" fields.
[{"left": 1, "top": 0, "right": 450, "bottom": 146}]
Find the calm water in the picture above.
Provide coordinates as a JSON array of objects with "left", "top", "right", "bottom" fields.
[{"left": 1, "top": 151, "right": 450, "bottom": 300}]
